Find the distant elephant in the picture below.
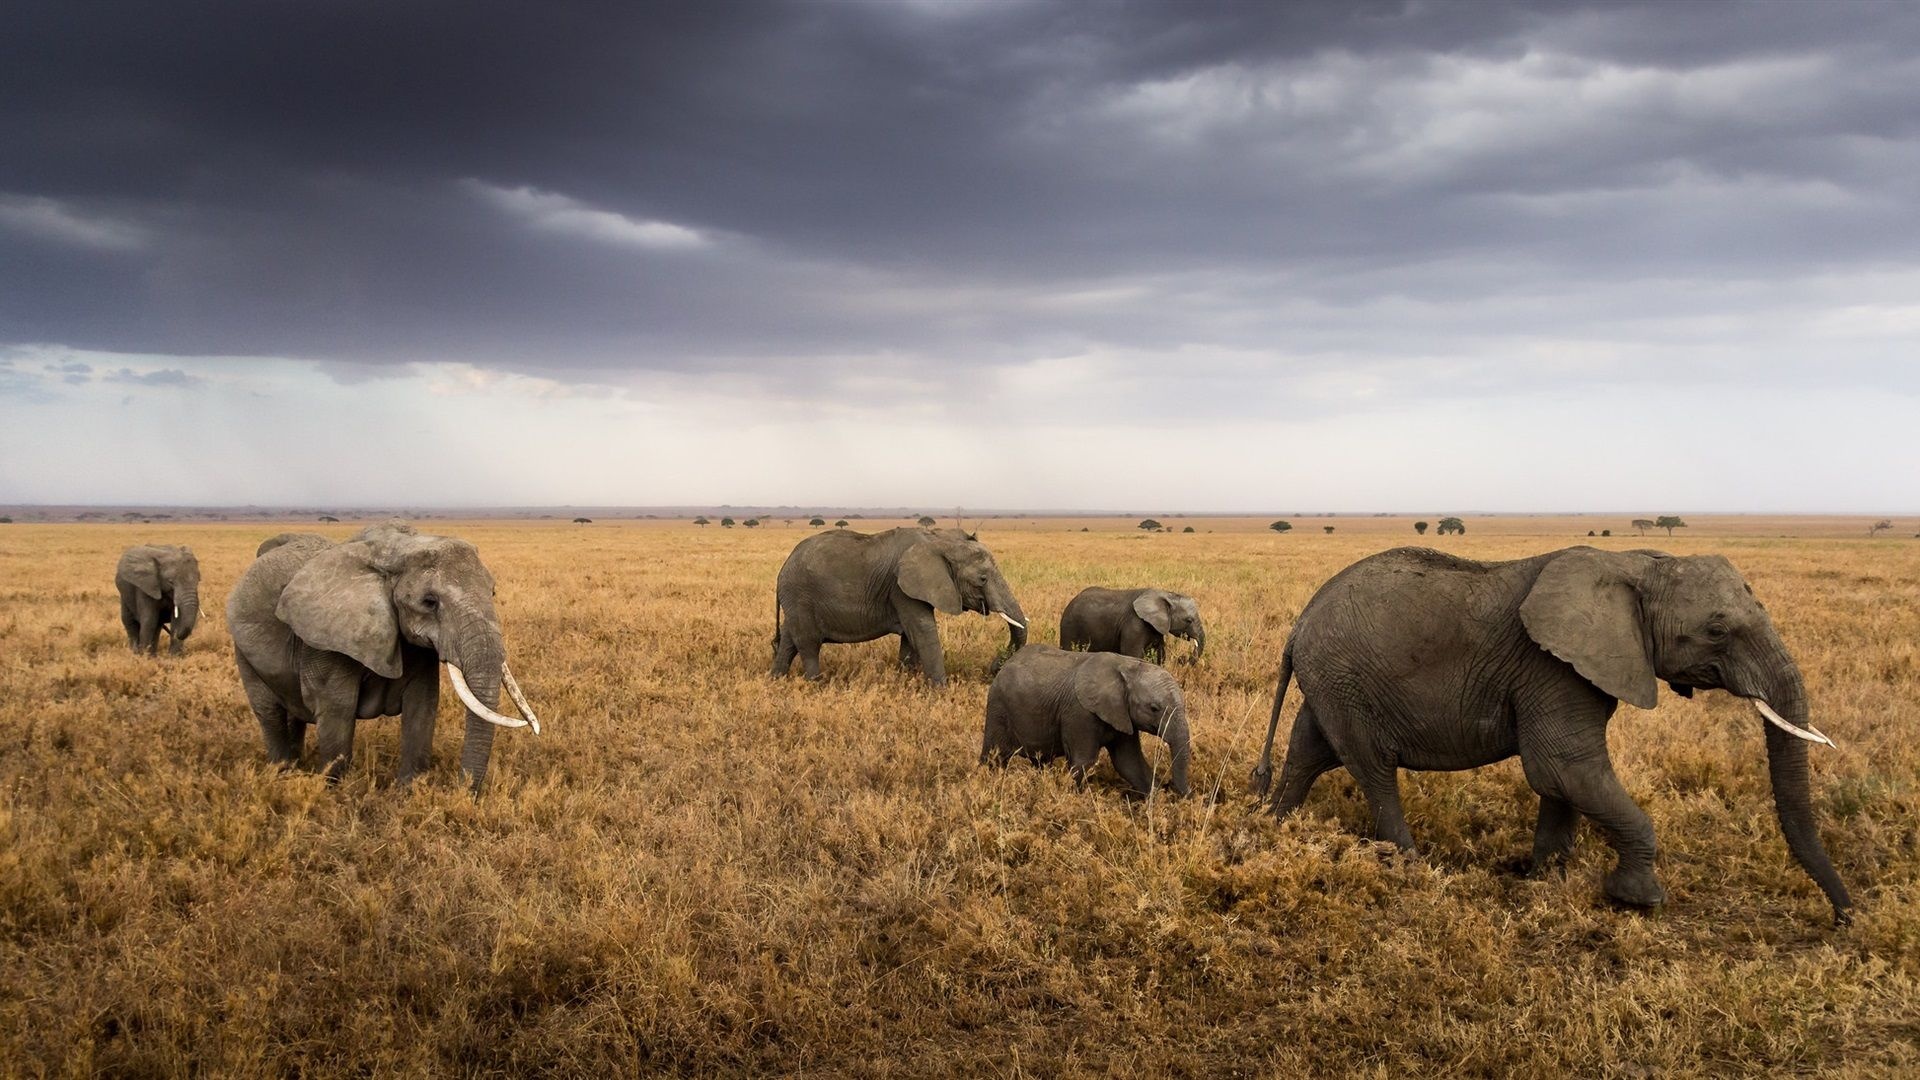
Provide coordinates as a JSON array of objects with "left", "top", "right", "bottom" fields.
[
  {"left": 225, "top": 521, "right": 542, "bottom": 791},
  {"left": 982, "top": 645, "right": 1191, "bottom": 798},
  {"left": 116, "top": 544, "right": 201, "bottom": 655},
  {"left": 1060, "top": 586, "right": 1205, "bottom": 662},
  {"left": 1249, "top": 546, "right": 1851, "bottom": 924},
  {"left": 772, "top": 527, "right": 1028, "bottom": 686}
]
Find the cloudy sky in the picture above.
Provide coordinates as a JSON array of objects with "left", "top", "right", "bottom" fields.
[{"left": 3, "top": 0, "right": 1916, "bottom": 511}]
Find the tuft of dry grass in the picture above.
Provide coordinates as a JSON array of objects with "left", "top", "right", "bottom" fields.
[{"left": 1, "top": 520, "right": 1917, "bottom": 1076}]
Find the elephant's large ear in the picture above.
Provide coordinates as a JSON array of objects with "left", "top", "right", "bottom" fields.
[
  {"left": 1132, "top": 591, "right": 1174, "bottom": 634},
  {"left": 1521, "top": 549, "right": 1658, "bottom": 710},
  {"left": 1073, "top": 653, "right": 1135, "bottom": 733},
  {"left": 898, "top": 542, "right": 963, "bottom": 615},
  {"left": 121, "top": 551, "right": 164, "bottom": 599},
  {"left": 276, "top": 541, "right": 404, "bottom": 678}
]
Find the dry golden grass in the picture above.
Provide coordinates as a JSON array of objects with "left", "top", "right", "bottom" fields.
[{"left": 1, "top": 519, "right": 1916, "bottom": 1076}]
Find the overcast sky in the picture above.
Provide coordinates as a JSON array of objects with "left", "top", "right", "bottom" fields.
[{"left": 3, "top": 0, "right": 1917, "bottom": 511}]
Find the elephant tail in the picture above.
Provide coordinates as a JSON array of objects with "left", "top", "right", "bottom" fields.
[
  {"left": 773, "top": 598, "right": 782, "bottom": 646},
  {"left": 1249, "top": 643, "right": 1294, "bottom": 798}
]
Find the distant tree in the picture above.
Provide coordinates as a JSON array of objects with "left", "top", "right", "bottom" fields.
[
  {"left": 1269, "top": 520, "right": 1292, "bottom": 533},
  {"left": 1323, "top": 525, "right": 1335, "bottom": 534},
  {"left": 1138, "top": 519, "right": 1162, "bottom": 531},
  {"left": 0, "top": 516, "right": 11, "bottom": 524},
  {"left": 809, "top": 517, "right": 826, "bottom": 527},
  {"left": 1436, "top": 517, "right": 1466, "bottom": 536},
  {"left": 1182, "top": 526, "right": 1195, "bottom": 533},
  {"left": 721, "top": 517, "right": 735, "bottom": 528},
  {"left": 917, "top": 515, "right": 937, "bottom": 527},
  {"left": 1870, "top": 519, "right": 1893, "bottom": 537},
  {"left": 835, "top": 519, "right": 849, "bottom": 528},
  {"left": 694, "top": 515, "right": 710, "bottom": 526},
  {"left": 1587, "top": 530, "right": 1596, "bottom": 536},
  {"left": 573, "top": 517, "right": 592, "bottom": 524},
  {"left": 1631, "top": 518, "right": 1655, "bottom": 536},
  {"left": 1414, "top": 521, "right": 1429, "bottom": 535},
  {"left": 1655, "top": 515, "right": 1687, "bottom": 537},
  {"left": 744, "top": 518, "right": 760, "bottom": 528},
  {"left": 783, "top": 518, "right": 795, "bottom": 527},
  {"left": 319, "top": 514, "right": 339, "bottom": 522},
  {"left": 1601, "top": 529, "right": 1611, "bottom": 537}
]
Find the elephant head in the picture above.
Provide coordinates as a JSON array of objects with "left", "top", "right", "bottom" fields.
[
  {"left": 1521, "top": 548, "right": 1850, "bottom": 922},
  {"left": 898, "top": 533, "right": 1029, "bottom": 652},
  {"left": 1073, "top": 652, "right": 1191, "bottom": 797},
  {"left": 1134, "top": 589, "right": 1205, "bottom": 659},
  {"left": 124, "top": 544, "right": 201, "bottom": 644},
  {"left": 275, "top": 522, "right": 540, "bottom": 790}
]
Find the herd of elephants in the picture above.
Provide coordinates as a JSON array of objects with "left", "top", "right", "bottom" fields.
[{"left": 112, "top": 519, "right": 1851, "bottom": 926}]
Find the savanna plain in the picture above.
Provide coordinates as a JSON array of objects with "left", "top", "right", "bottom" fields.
[{"left": 2, "top": 517, "right": 1917, "bottom": 1076}]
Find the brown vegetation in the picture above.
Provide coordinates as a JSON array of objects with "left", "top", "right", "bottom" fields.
[{"left": 1, "top": 521, "right": 1916, "bottom": 1075}]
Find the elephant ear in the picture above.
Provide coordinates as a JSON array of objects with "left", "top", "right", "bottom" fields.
[
  {"left": 1132, "top": 591, "right": 1174, "bottom": 634},
  {"left": 1073, "top": 653, "right": 1135, "bottom": 733},
  {"left": 275, "top": 540, "right": 404, "bottom": 678},
  {"left": 1520, "top": 549, "right": 1658, "bottom": 710},
  {"left": 120, "top": 550, "right": 164, "bottom": 599},
  {"left": 898, "top": 542, "right": 963, "bottom": 615}
]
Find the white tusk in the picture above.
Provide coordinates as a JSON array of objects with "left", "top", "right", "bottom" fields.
[
  {"left": 500, "top": 661, "right": 541, "bottom": 736},
  {"left": 1754, "top": 699, "right": 1834, "bottom": 748},
  {"left": 995, "top": 611, "right": 1025, "bottom": 631},
  {"left": 445, "top": 663, "right": 528, "bottom": 729}
]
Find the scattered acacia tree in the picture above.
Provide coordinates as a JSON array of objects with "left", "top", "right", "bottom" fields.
[
  {"left": 1269, "top": 520, "right": 1292, "bottom": 533},
  {"left": 1436, "top": 517, "right": 1466, "bottom": 536},
  {"left": 319, "top": 514, "right": 340, "bottom": 523},
  {"left": 1323, "top": 526, "right": 1335, "bottom": 534},
  {"left": 1182, "top": 526, "right": 1195, "bottom": 533},
  {"left": 1870, "top": 519, "right": 1893, "bottom": 537},
  {"left": 1138, "top": 519, "right": 1162, "bottom": 531},
  {"left": 809, "top": 517, "right": 825, "bottom": 527},
  {"left": 1656, "top": 515, "right": 1687, "bottom": 538},
  {"left": 917, "top": 515, "right": 937, "bottom": 527},
  {"left": 1414, "top": 521, "right": 1429, "bottom": 535},
  {"left": 744, "top": 518, "right": 760, "bottom": 528},
  {"left": 1588, "top": 530, "right": 1596, "bottom": 537},
  {"left": 0, "top": 516, "right": 11, "bottom": 524},
  {"left": 573, "top": 517, "right": 592, "bottom": 524},
  {"left": 694, "top": 516, "right": 711, "bottom": 526},
  {"left": 721, "top": 517, "right": 735, "bottom": 528},
  {"left": 1601, "top": 529, "right": 1611, "bottom": 537},
  {"left": 835, "top": 519, "right": 849, "bottom": 528},
  {"left": 1631, "top": 518, "right": 1655, "bottom": 536}
]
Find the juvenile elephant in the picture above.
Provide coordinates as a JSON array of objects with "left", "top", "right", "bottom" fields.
[
  {"left": 1250, "top": 546, "right": 1851, "bottom": 924},
  {"left": 772, "top": 527, "right": 1027, "bottom": 686},
  {"left": 1060, "top": 586, "right": 1205, "bottom": 662},
  {"left": 116, "top": 544, "right": 201, "bottom": 655},
  {"left": 982, "top": 645, "right": 1191, "bottom": 798},
  {"left": 225, "top": 521, "right": 542, "bottom": 791}
]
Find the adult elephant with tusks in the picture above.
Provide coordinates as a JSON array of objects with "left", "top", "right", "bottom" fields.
[
  {"left": 116, "top": 544, "right": 201, "bottom": 655},
  {"left": 772, "top": 527, "right": 1027, "bottom": 686},
  {"left": 1250, "top": 546, "right": 1853, "bottom": 926},
  {"left": 226, "top": 521, "right": 543, "bottom": 792}
]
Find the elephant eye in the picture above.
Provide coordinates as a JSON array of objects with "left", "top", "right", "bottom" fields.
[
  {"left": 1706, "top": 621, "right": 1727, "bottom": 641},
  {"left": 421, "top": 593, "right": 439, "bottom": 610}
]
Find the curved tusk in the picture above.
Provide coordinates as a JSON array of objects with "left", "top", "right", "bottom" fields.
[
  {"left": 994, "top": 611, "right": 1025, "bottom": 631},
  {"left": 500, "top": 661, "right": 541, "bottom": 735},
  {"left": 445, "top": 663, "right": 529, "bottom": 729},
  {"left": 1754, "top": 699, "right": 1834, "bottom": 748}
]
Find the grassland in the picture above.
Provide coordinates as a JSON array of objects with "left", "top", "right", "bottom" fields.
[{"left": 1, "top": 518, "right": 1916, "bottom": 1076}]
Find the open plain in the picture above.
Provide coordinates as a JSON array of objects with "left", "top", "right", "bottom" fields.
[{"left": 1, "top": 517, "right": 1916, "bottom": 1076}]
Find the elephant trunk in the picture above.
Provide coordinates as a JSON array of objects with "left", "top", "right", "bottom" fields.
[
  {"left": 987, "top": 577, "right": 1028, "bottom": 652},
  {"left": 1163, "top": 705, "right": 1191, "bottom": 798},
  {"left": 1189, "top": 620, "right": 1205, "bottom": 660},
  {"left": 1751, "top": 645, "right": 1851, "bottom": 924},
  {"left": 172, "top": 583, "right": 200, "bottom": 640},
  {"left": 451, "top": 623, "right": 509, "bottom": 794}
]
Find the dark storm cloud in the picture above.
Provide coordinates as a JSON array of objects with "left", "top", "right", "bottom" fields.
[{"left": 3, "top": 0, "right": 1918, "bottom": 389}]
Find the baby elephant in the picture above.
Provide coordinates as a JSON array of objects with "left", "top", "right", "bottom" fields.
[
  {"left": 1059, "top": 587, "right": 1205, "bottom": 663},
  {"left": 982, "top": 644, "right": 1191, "bottom": 798},
  {"left": 116, "top": 544, "right": 201, "bottom": 656}
]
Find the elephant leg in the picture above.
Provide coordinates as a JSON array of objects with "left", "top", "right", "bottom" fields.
[
  {"left": 1351, "top": 758, "right": 1414, "bottom": 850},
  {"left": 898, "top": 635, "right": 920, "bottom": 674},
  {"left": 119, "top": 593, "right": 140, "bottom": 651},
  {"left": 797, "top": 637, "right": 824, "bottom": 681},
  {"left": 237, "top": 655, "right": 297, "bottom": 764},
  {"left": 314, "top": 714, "right": 357, "bottom": 782},
  {"left": 901, "top": 611, "right": 946, "bottom": 687},
  {"left": 979, "top": 695, "right": 1012, "bottom": 765},
  {"left": 1117, "top": 619, "right": 1150, "bottom": 660},
  {"left": 770, "top": 626, "right": 798, "bottom": 678},
  {"left": 303, "top": 663, "right": 362, "bottom": 783},
  {"left": 1108, "top": 736, "right": 1155, "bottom": 800},
  {"left": 1528, "top": 794, "right": 1580, "bottom": 873},
  {"left": 395, "top": 670, "right": 439, "bottom": 786},
  {"left": 136, "top": 596, "right": 161, "bottom": 656},
  {"left": 1271, "top": 702, "right": 1340, "bottom": 818},
  {"left": 1519, "top": 715, "right": 1662, "bottom": 907}
]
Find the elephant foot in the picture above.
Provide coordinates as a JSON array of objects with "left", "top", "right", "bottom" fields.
[{"left": 1603, "top": 865, "right": 1666, "bottom": 909}]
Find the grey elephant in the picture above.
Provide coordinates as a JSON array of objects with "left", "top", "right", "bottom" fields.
[
  {"left": 116, "top": 544, "right": 201, "bottom": 655},
  {"left": 981, "top": 645, "right": 1191, "bottom": 798},
  {"left": 772, "top": 527, "right": 1027, "bottom": 686},
  {"left": 225, "top": 521, "right": 542, "bottom": 791},
  {"left": 1059, "top": 586, "right": 1205, "bottom": 662},
  {"left": 1250, "top": 546, "right": 1851, "bottom": 924}
]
